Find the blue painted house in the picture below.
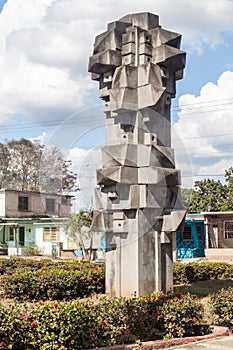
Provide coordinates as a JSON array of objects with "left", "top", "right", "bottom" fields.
[{"left": 176, "top": 213, "right": 205, "bottom": 259}]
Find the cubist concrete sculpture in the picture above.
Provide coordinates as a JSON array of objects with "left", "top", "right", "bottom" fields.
[{"left": 88, "top": 12, "right": 186, "bottom": 297}]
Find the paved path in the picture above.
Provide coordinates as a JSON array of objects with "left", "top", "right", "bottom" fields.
[{"left": 166, "top": 335, "right": 233, "bottom": 349}]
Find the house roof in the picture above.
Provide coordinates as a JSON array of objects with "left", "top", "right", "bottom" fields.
[
  {"left": 0, "top": 188, "right": 74, "bottom": 197},
  {"left": 0, "top": 217, "right": 70, "bottom": 225},
  {"left": 188, "top": 211, "right": 233, "bottom": 216}
]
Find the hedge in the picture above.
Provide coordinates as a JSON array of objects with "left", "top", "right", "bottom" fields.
[
  {"left": 2, "top": 259, "right": 233, "bottom": 301},
  {"left": 1, "top": 264, "right": 105, "bottom": 301},
  {"left": 0, "top": 292, "right": 206, "bottom": 350},
  {"left": 173, "top": 261, "right": 233, "bottom": 285}
]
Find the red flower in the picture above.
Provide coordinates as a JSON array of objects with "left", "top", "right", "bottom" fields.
[
  {"left": 22, "top": 313, "right": 31, "bottom": 321},
  {"left": 0, "top": 342, "right": 4, "bottom": 347},
  {"left": 193, "top": 317, "right": 197, "bottom": 323},
  {"left": 31, "top": 321, "right": 38, "bottom": 328}
]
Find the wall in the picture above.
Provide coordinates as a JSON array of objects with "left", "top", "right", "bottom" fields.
[
  {"left": 0, "top": 191, "right": 5, "bottom": 217},
  {"left": 4, "top": 190, "right": 71, "bottom": 218},
  {"left": 206, "top": 213, "right": 233, "bottom": 248},
  {"left": 35, "top": 225, "right": 68, "bottom": 256}
]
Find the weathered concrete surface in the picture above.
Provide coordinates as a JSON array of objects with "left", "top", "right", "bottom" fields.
[
  {"left": 89, "top": 12, "right": 186, "bottom": 297},
  {"left": 167, "top": 335, "right": 233, "bottom": 349}
]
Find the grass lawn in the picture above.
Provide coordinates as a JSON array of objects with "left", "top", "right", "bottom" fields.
[{"left": 174, "top": 279, "right": 233, "bottom": 297}]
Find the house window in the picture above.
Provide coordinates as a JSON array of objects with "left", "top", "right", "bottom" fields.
[
  {"left": 18, "top": 196, "right": 29, "bottom": 211},
  {"left": 43, "top": 227, "right": 60, "bottom": 242},
  {"left": 61, "top": 196, "right": 68, "bottom": 205},
  {"left": 197, "top": 225, "right": 202, "bottom": 240},
  {"left": 224, "top": 221, "right": 233, "bottom": 239},
  {"left": 46, "top": 198, "right": 55, "bottom": 213},
  {"left": 182, "top": 226, "right": 193, "bottom": 241},
  {"left": 9, "top": 227, "right": 14, "bottom": 241}
]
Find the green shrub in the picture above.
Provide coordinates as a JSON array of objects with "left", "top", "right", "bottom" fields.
[
  {"left": 173, "top": 262, "right": 233, "bottom": 285},
  {"left": 93, "top": 293, "right": 167, "bottom": 345},
  {"left": 0, "top": 302, "right": 29, "bottom": 349},
  {"left": 1, "top": 265, "right": 105, "bottom": 301},
  {"left": 210, "top": 287, "right": 233, "bottom": 329},
  {"left": 22, "top": 245, "right": 43, "bottom": 256},
  {"left": 161, "top": 294, "right": 204, "bottom": 338},
  {"left": 0, "top": 292, "right": 206, "bottom": 349}
]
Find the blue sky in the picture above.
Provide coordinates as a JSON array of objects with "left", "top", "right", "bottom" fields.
[
  {"left": 0, "top": 0, "right": 6, "bottom": 11},
  {"left": 0, "top": 0, "right": 233, "bottom": 206}
]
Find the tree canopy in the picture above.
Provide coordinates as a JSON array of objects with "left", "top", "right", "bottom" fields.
[
  {"left": 0, "top": 138, "right": 78, "bottom": 194},
  {"left": 182, "top": 167, "right": 233, "bottom": 213}
]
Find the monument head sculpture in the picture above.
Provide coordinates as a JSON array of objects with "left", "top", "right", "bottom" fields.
[{"left": 89, "top": 13, "right": 186, "bottom": 297}]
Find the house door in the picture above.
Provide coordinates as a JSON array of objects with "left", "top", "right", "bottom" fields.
[{"left": 19, "top": 227, "right": 25, "bottom": 246}]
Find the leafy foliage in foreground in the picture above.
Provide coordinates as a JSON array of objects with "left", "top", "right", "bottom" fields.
[
  {"left": 0, "top": 293, "right": 205, "bottom": 350},
  {"left": 210, "top": 287, "right": 233, "bottom": 330}
]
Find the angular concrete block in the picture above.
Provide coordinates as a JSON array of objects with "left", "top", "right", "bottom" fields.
[
  {"left": 151, "top": 27, "right": 181, "bottom": 49},
  {"left": 122, "top": 29, "right": 136, "bottom": 45},
  {"left": 119, "top": 12, "right": 159, "bottom": 30},
  {"left": 152, "top": 45, "right": 186, "bottom": 72},
  {"left": 162, "top": 209, "right": 186, "bottom": 232},
  {"left": 138, "top": 167, "right": 181, "bottom": 186},
  {"left": 110, "top": 87, "right": 138, "bottom": 111},
  {"left": 93, "top": 28, "right": 123, "bottom": 55},
  {"left": 138, "top": 84, "right": 166, "bottom": 110},
  {"left": 88, "top": 49, "right": 121, "bottom": 74},
  {"left": 112, "top": 65, "right": 138, "bottom": 89},
  {"left": 97, "top": 166, "right": 138, "bottom": 185},
  {"left": 138, "top": 63, "right": 163, "bottom": 87}
]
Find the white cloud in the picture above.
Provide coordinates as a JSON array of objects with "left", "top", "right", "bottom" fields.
[
  {"left": 173, "top": 71, "right": 233, "bottom": 187},
  {"left": 0, "top": 0, "right": 232, "bottom": 126},
  {"left": 30, "top": 131, "right": 48, "bottom": 145},
  {"left": 67, "top": 147, "right": 102, "bottom": 210}
]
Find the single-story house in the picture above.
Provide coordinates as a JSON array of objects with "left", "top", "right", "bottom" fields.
[{"left": 176, "top": 211, "right": 233, "bottom": 259}]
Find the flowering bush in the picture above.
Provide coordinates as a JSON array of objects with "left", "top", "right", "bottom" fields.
[
  {"left": 161, "top": 294, "right": 204, "bottom": 338},
  {"left": 210, "top": 287, "right": 233, "bottom": 329},
  {"left": 1, "top": 261, "right": 105, "bottom": 301},
  {"left": 0, "top": 292, "right": 207, "bottom": 349}
]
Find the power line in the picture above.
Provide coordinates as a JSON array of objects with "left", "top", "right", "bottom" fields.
[
  {"left": 0, "top": 96, "right": 232, "bottom": 133},
  {"left": 173, "top": 132, "right": 233, "bottom": 141},
  {"left": 172, "top": 97, "right": 233, "bottom": 110},
  {"left": 182, "top": 174, "right": 225, "bottom": 177}
]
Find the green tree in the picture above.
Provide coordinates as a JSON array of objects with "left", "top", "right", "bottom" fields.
[
  {"left": 7, "top": 138, "right": 42, "bottom": 191},
  {"left": 0, "top": 143, "right": 11, "bottom": 188},
  {"left": 225, "top": 167, "right": 233, "bottom": 210},
  {"left": 186, "top": 179, "right": 228, "bottom": 213},
  {"left": 181, "top": 188, "right": 193, "bottom": 210},
  {"left": 0, "top": 138, "right": 77, "bottom": 193},
  {"left": 63, "top": 210, "right": 94, "bottom": 260}
]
